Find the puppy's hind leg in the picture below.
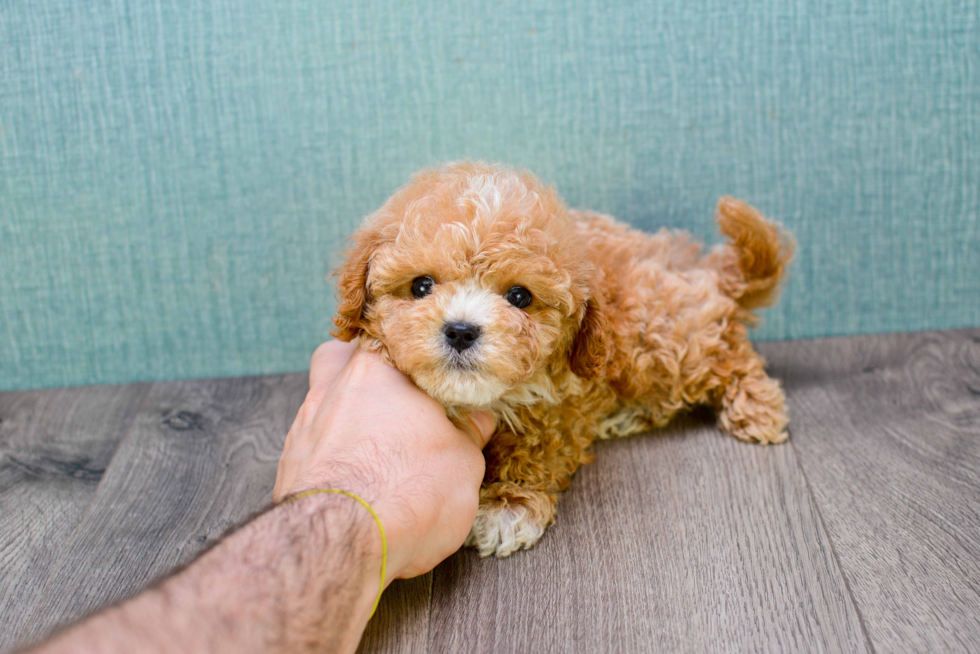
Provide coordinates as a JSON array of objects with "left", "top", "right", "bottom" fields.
[{"left": 712, "top": 341, "right": 789, "bottom": 445}]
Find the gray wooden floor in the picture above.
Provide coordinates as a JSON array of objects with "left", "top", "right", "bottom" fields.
[{"left": 1, "top": 329, "right": 978, "bottom": 653}]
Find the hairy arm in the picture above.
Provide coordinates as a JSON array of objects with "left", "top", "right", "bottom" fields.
[
  {"left": 37, "top": 494, "right": 380, "bottom": 654},
  {"left": 27, "top": 341, "right": 494, "bottom": 654}
]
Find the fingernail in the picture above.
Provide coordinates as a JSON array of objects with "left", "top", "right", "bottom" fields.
[{"left": 469, "top": 411, "right": 496, "bottom": 440}]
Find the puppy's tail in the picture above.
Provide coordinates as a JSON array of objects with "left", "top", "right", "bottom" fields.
[{"left": 710, "top": 197, "right": 794, "bottom": 315}]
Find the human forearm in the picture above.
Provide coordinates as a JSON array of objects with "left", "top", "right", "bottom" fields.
[
  {"left": 34, "top": 493, "right": 381, "bottom": 654},
  {"left": 28, "top": 342, "right": 494, "bottom": 654}
]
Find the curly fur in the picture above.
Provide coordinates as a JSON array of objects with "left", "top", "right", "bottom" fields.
[{"left": 332, "top": 162, "right": 794, "bottom": 557}]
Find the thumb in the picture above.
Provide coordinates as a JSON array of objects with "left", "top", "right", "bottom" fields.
[{"left": 466, "top": 411, "right": 497, "bottom": 449}]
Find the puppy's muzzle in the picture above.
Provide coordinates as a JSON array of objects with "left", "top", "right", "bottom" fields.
[{"left": 443, "top": 322, "right": 481, "bottom": 352}]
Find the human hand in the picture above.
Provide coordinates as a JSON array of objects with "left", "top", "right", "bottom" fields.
[{"left": 273, "top": 340, "right": 495, "bottom": 581}]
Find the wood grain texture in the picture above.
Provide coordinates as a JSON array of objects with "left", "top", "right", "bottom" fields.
[
  {"left": 356, "top": 575, "right": 433, "bottom": 654},
  {"left": 424, "top": 413, "right": 868, "bottom": 654},
  {"left": 759, "top": 328, "right": 980, "bottom": 654},
  {"left": 0, "top": 383, "right": 149, "bottom": 649},
  {"left": 9, "top": 373, "right": 307, "bottom": 651}
]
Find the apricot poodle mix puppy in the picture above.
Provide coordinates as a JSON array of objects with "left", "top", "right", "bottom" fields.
[{"left": 332, "top": 162, "right": 794, "bottom": 558}]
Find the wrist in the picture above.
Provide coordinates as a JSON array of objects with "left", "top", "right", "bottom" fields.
[
  {"left": 173, "top": 492, "right": 384, "bottom": 654},
  {"left": 280, "top": 469, "right": 412, "bottom": 583},
  {"left": 276, "top": 491, "right": 384, "bottom": 617}
]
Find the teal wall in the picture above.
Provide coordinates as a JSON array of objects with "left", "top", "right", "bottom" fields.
[{"left": 1, "top": 1, "right": 978, "bottom": 391}]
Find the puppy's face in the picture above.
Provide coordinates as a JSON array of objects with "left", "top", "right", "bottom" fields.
[{"left": 332, "top": 163, "right": 605, "bottom": 408}]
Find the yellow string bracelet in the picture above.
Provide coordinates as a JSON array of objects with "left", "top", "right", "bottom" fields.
[{"left": 281, "top": 489, "right": 387, "bottom": 618}]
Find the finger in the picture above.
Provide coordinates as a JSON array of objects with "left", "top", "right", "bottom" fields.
[
  {"left": 309, "top": 340, "right": 358, "bottom": 389},
  {"left": 466, "top": 411, "right": 497, "bottom": 449}
]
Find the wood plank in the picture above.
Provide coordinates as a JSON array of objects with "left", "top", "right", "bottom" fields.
[
  {"left": 0, "top": 383, "right": 149, "bottom": 650},
  {"left": 356, "top": 575, "right": 433, "bottom": 654},
  {"left": 10, "top": 373, "right": 307, "bottom": 650},
  {"left": 760, "top": 329, "right": 980, "bottom": 653},
  {"left": 425, "top": 412, "right": 868, "bottom": 653},
  {"left": 6, "top": 328, "right": 975, "bottom": 652}
]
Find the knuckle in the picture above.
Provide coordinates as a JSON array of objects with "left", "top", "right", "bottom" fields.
[{"left": 311, "top": 340, "right": 343, "bottom": 366}]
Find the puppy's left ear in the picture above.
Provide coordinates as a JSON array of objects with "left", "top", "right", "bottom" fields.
[
  {"left": 569, "top": 295, "right": 609, "bottom": 379},
  {"left": 330, "top": 230, "right": 376, "bottom": 342}
]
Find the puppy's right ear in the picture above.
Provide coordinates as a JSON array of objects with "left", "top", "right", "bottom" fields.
[{"left": 330, "top": 231, "right": 375, "bottom": 342}]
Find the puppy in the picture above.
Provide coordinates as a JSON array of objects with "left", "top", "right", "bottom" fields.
[{"left": 332, "top": 162, "right": 794, "bottom": 557}]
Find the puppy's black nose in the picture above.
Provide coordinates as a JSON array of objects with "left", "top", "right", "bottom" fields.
[{"left": 443, "top": 322, "right": 481, "bottom": 352}]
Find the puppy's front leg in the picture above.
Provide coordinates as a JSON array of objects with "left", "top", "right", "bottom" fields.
[
  {"left": 465, "top": 418, "right": 592, "bottom": 558},
  {"left": 465, "top": 481, "right": 558, "bottom": 558}
]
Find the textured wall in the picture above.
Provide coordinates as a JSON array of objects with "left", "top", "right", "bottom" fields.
[{"left": 1, "top": 0, "right": 978, "bottom": 391}]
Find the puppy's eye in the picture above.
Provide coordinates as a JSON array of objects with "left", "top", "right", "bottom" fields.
[
  {"left": 505, "top": 286, "right": 532, "bottom": 309},
  {"left": 411, "top": 276, "right": 435, "bottom": 299}
]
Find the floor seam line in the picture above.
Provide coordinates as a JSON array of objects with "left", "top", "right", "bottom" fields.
[{"left": 790, "top": 437, "right": 878, "bottom": 654}]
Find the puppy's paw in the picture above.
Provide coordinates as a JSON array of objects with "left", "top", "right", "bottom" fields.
[
  {"left": 721, "top": 412, "right": 789, "bottom": 444},
  {"left": 717, "top": 374, "right": 789, "bottom": 444},
  {"left": 465, "top": 503, "right": 546, "bottom": 558}
]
